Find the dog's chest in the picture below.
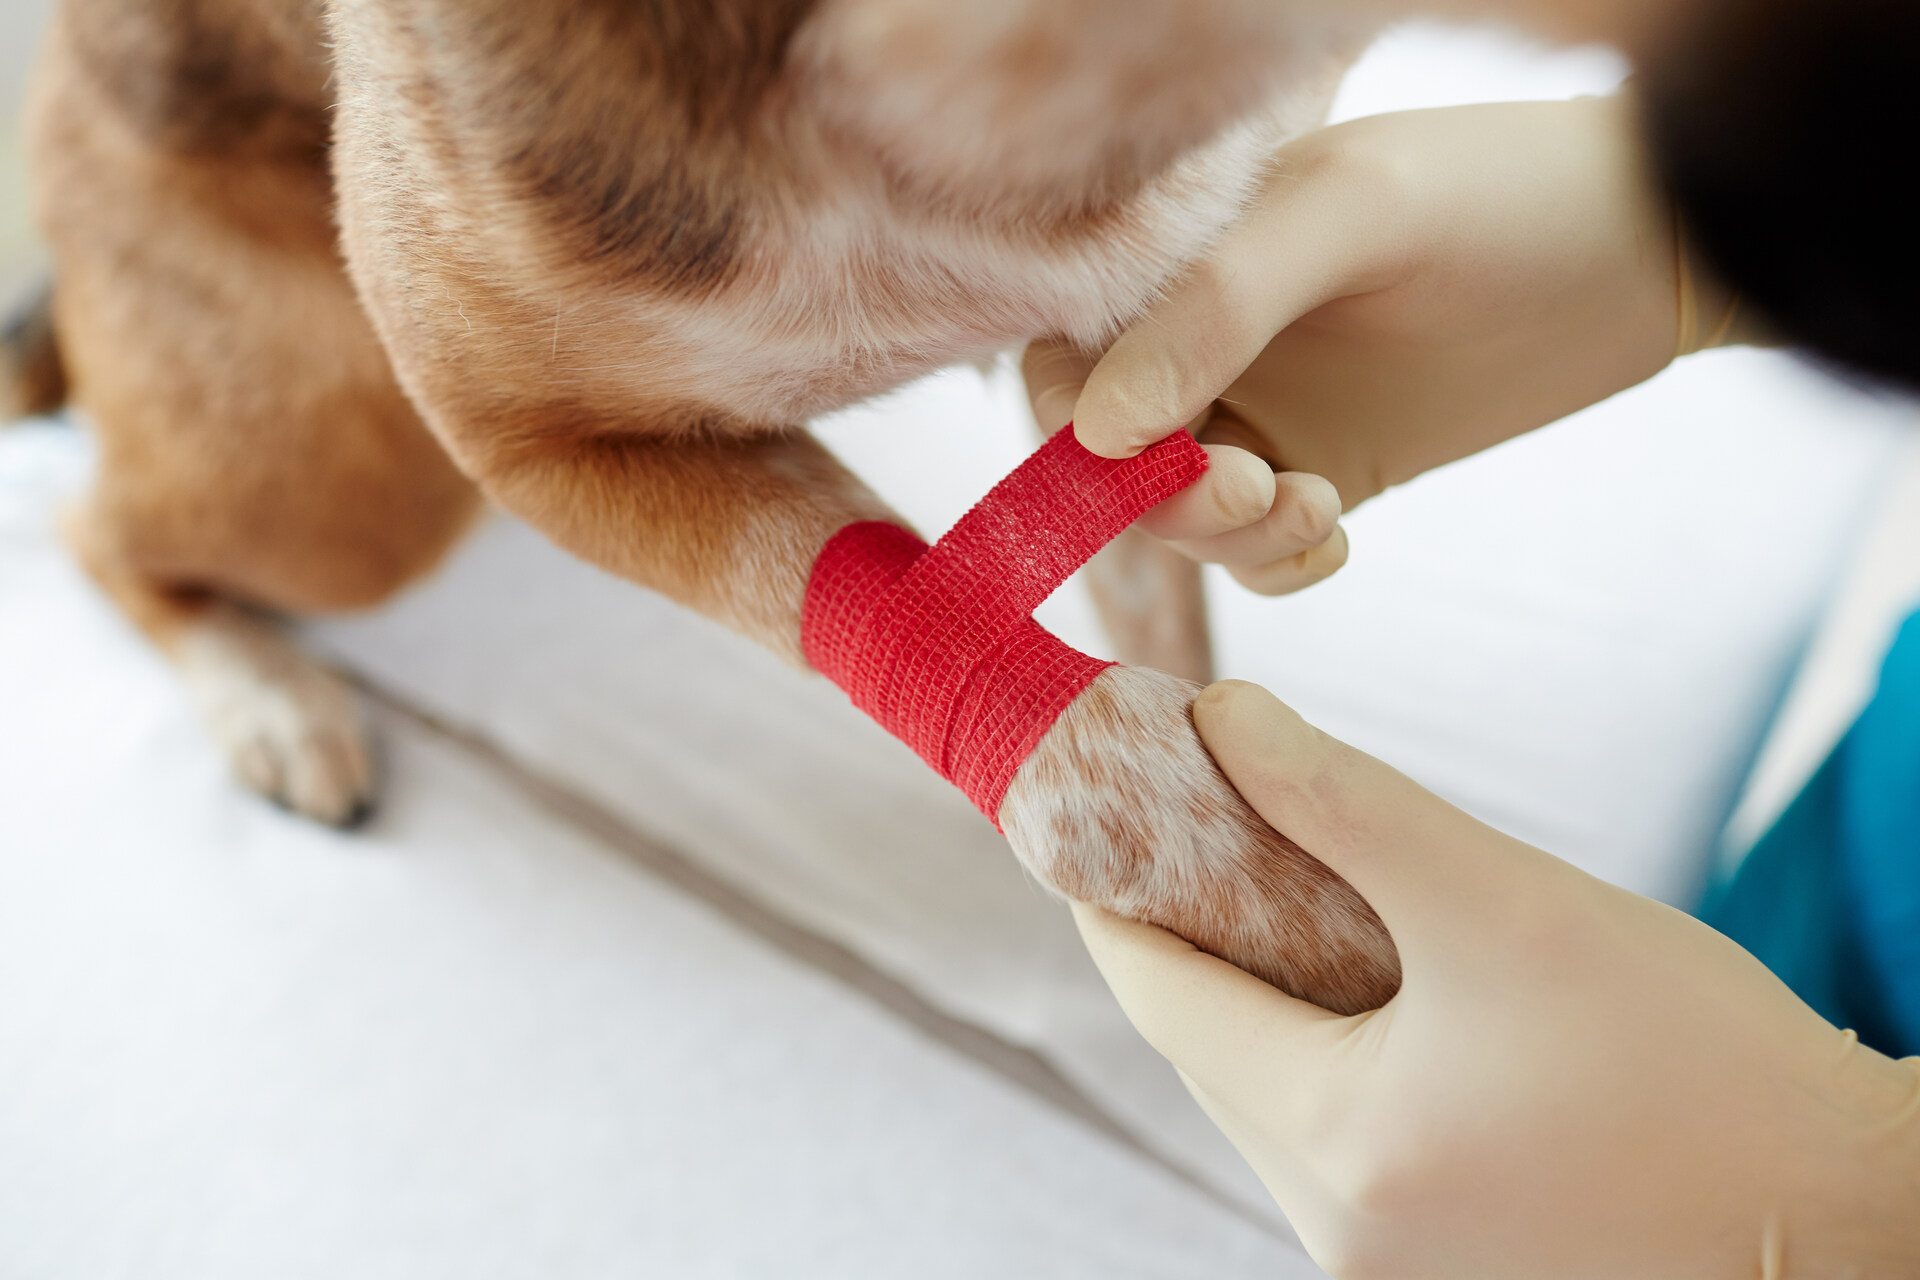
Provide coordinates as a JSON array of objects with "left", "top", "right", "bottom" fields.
[{"left": 368, "top": 0, "right": 1360, "bottom": 427}]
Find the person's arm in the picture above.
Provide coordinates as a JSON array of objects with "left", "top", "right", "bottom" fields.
[
  {"left": 1034, "top": 93, "right": 1754, "bottom": 596},
  {"left": 1074, "top": 679, "right": 1920, "bottom": 1279}
]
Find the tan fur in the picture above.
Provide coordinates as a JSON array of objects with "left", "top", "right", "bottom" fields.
[{"left": 27, "top": 0, "right": 1400, "bottom": 1007}]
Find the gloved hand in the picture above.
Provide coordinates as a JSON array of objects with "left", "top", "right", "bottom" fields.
[
  {"left": 1028, "top": 93, "right": 1751, "bottom": 596},
  {"left": 1074, "top": 680, "right": 1920, "bottom": 1280}
]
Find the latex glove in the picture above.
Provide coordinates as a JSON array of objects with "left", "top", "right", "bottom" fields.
[
  {"left": 1074, "top": 680, "right": 1920, "bottom": 1280},
  {"left": 1028, "top": 93, "right": 1747, "bottom": 596}
]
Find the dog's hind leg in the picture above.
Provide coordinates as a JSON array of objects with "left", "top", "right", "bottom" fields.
[
  {"left": 1076, "top": 525, "right": 1215, "bottom": 684},
  {"left": 1023, "top": 341, "right": 1215, "bottom": 683},
  {"left": 67, "top": 524, "right": 378, "bottom": 826},
  {"left": 25, "top": 0, "right": 480, "bottom": 823}
]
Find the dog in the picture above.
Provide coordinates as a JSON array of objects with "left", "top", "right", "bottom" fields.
[{"left": 7, "top": 0, "right": 1400, "bottom": 1013}]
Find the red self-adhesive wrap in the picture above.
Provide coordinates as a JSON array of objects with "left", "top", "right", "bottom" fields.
[{"left": 802, "top": 425, "right": 1209, "bottom": 826}]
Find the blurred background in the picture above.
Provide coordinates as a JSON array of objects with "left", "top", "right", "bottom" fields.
[
  {"left": 0, "top": 0, "right": 48, "bottom": 298},
  {"left": 2, "top": 6, "right": 1914, "bottom": 1279}
]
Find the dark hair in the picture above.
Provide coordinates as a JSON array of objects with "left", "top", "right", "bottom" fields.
[{"left": 1641, "top": 0, "right": 1920, "bottom": 392}]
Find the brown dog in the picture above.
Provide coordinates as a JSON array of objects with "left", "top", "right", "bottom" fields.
[{"left": 9, "top": 0, "right": 1400, "bottom": 1013}]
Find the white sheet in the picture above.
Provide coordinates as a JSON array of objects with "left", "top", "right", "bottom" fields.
[
  {"left": 0, "top": 422, "right": 1315, "bottom": 1278},
  {"left": 281, "top": 340, "right": 1910, "bottom": 1219},
  {"left": 7, "top": 348, "right": 1900, "bottom": 1278}
]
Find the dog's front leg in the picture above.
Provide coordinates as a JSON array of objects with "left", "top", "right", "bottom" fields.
[
  {"left": 450, "top": 419, "right": 1400, "bottom": 1015},
  {"left": 467, "top": 426, "right": 895, "bottom": 667}
]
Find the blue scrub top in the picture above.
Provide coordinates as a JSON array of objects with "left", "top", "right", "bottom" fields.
[{"left": 1703, "top": 610, "right": 1920, "bottom": 1058}]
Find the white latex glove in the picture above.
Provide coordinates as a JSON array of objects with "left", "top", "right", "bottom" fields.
[
  {"left": 1029, "top": 93, "right": 1751, "bottom": 596},
  {"left": 1074, "top": 680, "right": 1920, "bottom": 1280}
]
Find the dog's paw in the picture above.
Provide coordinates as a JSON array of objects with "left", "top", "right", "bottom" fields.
[
  {"left": 1001, "top": 665, "right": 1399, "bottom": 1014},
  {"left": 174, "top": 606, "right": 377, "bottom": 827}
]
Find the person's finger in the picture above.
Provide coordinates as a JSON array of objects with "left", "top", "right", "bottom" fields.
[
  {"left": 1071, "top": 168, "right": 1374, "bottom": 460},
  {"left": 1225, "top": 523, "right": 1351, "bottom": 596},
  {"left": 1026, "top": 338, "right": 1272, "bottom": 540},
  {"left": 1193, "top": 680, "right": 1582, "bottom": 964},
  {"left": 1021, "top": 339, "right": 1098, "bottom": 436},
  {"left": 1071, "top": 264, "right": 1292, "bottom": 460},
  {"left": 1136, "top": 444, "right": 1277, "bottom": 541},
  {"left": 1166, "top": 471, "right": 1340, "bottom": 569},
  {"left": 1070, "top": 901, "right": 1352, "bottom": 1108}
]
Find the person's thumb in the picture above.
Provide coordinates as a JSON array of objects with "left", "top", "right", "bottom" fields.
[
  {"left": 1071, "top": 160, "right": 1371, "bottom": 460},
  {"left": 1193, "top": 680, "right": 1580, "bottom": 969},
  {"left": 1070, "top": 266, "right": 1288, "bottom": 459},
  {"left": 1021, "top": 337, "right": 1282, "bottom": 542},
  {"left": 1070, "top": 901, "right": 1352, "bottom": 1110}
]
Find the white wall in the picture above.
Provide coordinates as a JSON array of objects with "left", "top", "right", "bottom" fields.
[{"left": 2, "top": 0, "right": 53, "bottom": 117}]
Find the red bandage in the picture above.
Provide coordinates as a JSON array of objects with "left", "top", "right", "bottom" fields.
[{"left": 802, "top": 425, "right": 1208, "bottom": 826}]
